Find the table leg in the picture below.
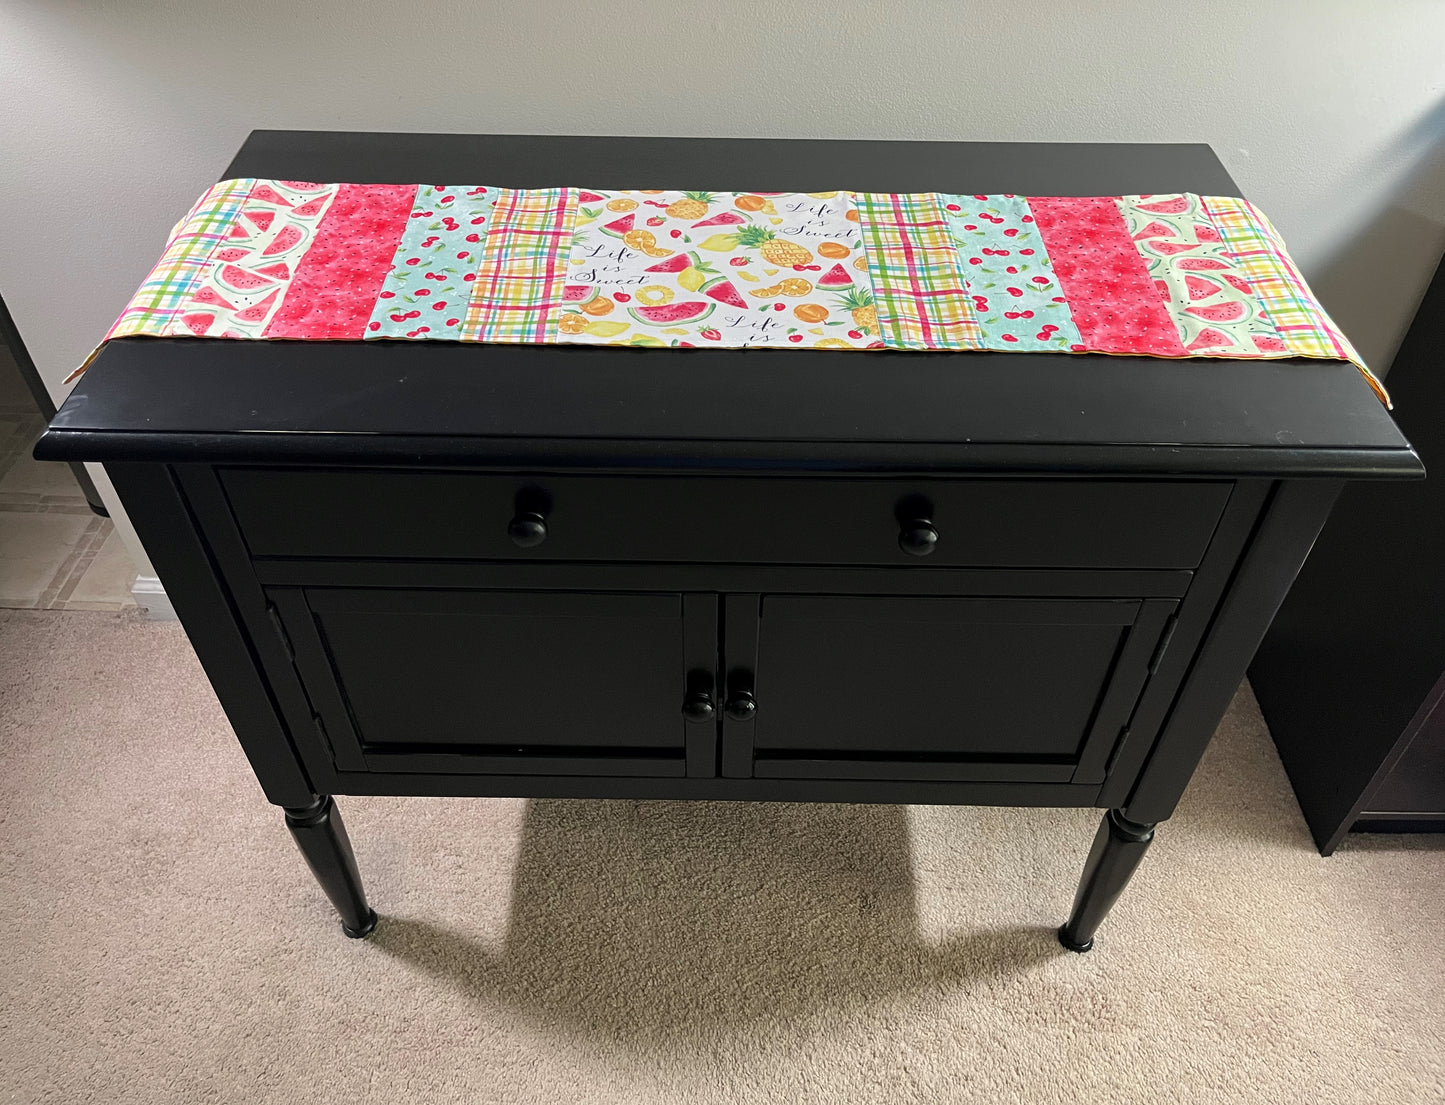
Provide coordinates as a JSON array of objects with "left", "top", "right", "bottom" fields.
[
  {"left": 284, "top": 795, "right": 378, "bottom": 938},
  {"left": 1057, "top": 808, "right": 1156, "bottom": 953}
]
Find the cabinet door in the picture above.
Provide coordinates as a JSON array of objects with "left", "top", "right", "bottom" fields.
[
  {"left": 721, "top": 594, "right": 1174, "bottom": 783},
  {"left": 269, "top": 588, "right": 718, "bottom": 777}
]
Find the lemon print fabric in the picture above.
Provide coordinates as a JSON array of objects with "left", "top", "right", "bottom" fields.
[{"left": 557, "top": 189, "right": 881, "bottom": 348}]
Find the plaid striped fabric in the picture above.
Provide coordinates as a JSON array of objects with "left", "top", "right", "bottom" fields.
[
  {"left": 106, "top": 178, "right": 255, "bottom": 339},
  {"left": 854, "top": 192, "right": 982, "bottom": 350},
  {"left": 462, "top": 187, "right": 576, "bottom": 343}
]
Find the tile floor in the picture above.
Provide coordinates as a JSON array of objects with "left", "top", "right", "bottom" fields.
[{"left": 0, "top": 373, "right": 138, "bottom": 612}]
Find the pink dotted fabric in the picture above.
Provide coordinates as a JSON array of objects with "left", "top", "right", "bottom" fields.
[
  {"left": 265, "top": 184, "right": 418, "bottom": 339},
  {"left": 1027, "top": 197, "right": 1187, "bottom": 358}
]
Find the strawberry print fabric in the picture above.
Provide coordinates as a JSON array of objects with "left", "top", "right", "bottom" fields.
[
  {"left": 938, "top": 194, "right": 1082, "bottom": 352},
  {"left": 1118, "top": 194, "right": 1284, "bottom": 356},
  {"left": 558, "top": 191, "right": 875, "bottom": 348},
  {"left": 167, "top": 180, "right": 336, "bottom": 339},
  {"left": 1027, "top": 197, "right": 1187, "bottom": 357},
  {"left": 265, "top": 184, "right": 418, "bottom": 340},
  {"left": 92, "top": 179, "right": 1383, "bottom": 404},
  {"left": 366, "top": 185, "right": 498, "bottom": 341}
]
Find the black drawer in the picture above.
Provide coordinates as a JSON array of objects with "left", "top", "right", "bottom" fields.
[{"left": 220, "top": 468, "right": 1231, "bottom": 569}]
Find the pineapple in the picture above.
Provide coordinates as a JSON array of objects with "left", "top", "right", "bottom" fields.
[
  {"left": 735, "top": 224, "right": 813, "bottom": 266},
  {"left": 665, "top": 191, "right": 717, "bottom": 220},
  {"left": 834, "top": 286, "right": 877, "bottom": 335}
]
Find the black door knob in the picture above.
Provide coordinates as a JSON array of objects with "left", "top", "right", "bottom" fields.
[
  {"left": 724, "top": 691, "right": 757, "bottom": 722},
  {"left": 507, "top": 511, "right": 548, "bottom": 548},
  {"left": 681, "top": 692, "right": 715, "bottom": 722},
  {"left": 898, "top": 518, "right": 939, "bottom": 556}
]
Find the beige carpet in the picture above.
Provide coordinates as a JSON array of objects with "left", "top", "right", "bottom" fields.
[{"left": 1, "top": 609, "right": 1441, "bottom": 1104}]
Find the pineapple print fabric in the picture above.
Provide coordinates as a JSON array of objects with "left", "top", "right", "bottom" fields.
[
  {"left": 559, "top": 190, "right": 877, "bottom": 348},
  {"left": 90, "top": 178, "right": 1387, "bottom": 406}
]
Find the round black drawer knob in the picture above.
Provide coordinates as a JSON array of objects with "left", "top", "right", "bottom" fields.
[
  {"left": 724, "top": 692, "right": 757, "bottom": 722},
  {"left": 507, "top": 511, "right": 548, "bottom": 548},
  {"left": 898, "top": 518, "right": 939, "bottom": 556},
  {"left": 681, "top": 692, "right": 715, "bottom": 722}
]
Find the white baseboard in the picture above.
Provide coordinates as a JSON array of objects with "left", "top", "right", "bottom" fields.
[{"left": 131, "top": 575, "right": 177, "bottom": 620}]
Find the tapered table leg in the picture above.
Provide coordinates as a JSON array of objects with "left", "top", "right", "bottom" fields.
[
  {"left": 1058, "top": 808, "right": 1156, "bottom": 953},
  {"left": 284, "top": 795, "right": 378, "bottom": 938}
]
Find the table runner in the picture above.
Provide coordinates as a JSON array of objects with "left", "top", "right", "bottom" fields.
[{"left": 90, "top": 180, "right": 1388, "bottom": 404}]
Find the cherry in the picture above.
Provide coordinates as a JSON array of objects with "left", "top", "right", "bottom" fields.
[
  {"left": 433, "top": 301, "right": 447, "bottom": 310},
  {"left": 465, "top": 233, "right": 481, "bottom": 243},
  {"left": 1022, "top": 215, "right": 1034, "bottom": 222},
  {"left": 416, "top": 326, "right": 430, "bottom": 333},
  {"left": 446, "top": 318, "right": 459, "bottom": 326},
  {"left": 1019, "top": 248, "right": 1035, "bottom": 255},
  {"left": 405, "top": 257, "right": 420, "bottom": 266},
  {"left": 969, "top": 257, "right": 982, "bottom": 265},
  {"left": 1004, "top": 311, "right": 1019, "bottom": 319},
  {"left": 1006, "top": 287, "right": 1023, "bottom": 297},
  {"left": 793, "top": 264, "right": 807, "bottom": 271},
  {"left": 773, "top": 303, "right": 785, "bottom": 311},
  {"left": 416, "top": 288, "right": 430, "bottom": 296},
  {"left": 379, "top": 291, "right": 395, "bottom": 299},
  {"left": 973, "top": 194, "right": 988, "bottom": 201},
  {"left": 470, "top": 216, "right": 485, "bottom": 225},
  {"left": 1052, "top": 296, "right": 1066, "bottom": 302},
  {"left": 1001, "top": 334, "right": 1018, "bottom": 342},
  {"left": 1070, "top": 343, "right": 1087, "bottom": 351},
  {"left": 1036, "top": 331, "right": 1050, "bottom": 341},
  {"left": 406, "top": 310, "right": 421, "bottom": 319},
  {"left": 456, "top": 251, "right": 469, "bottom": 260},
  {"left": 847, "top": 329, "right": 862, "bottom": 339},
  {"left": 464, "top": 273, "right": 476, "bottom": 282},
  {"left": 946, "top": 204, "right": 961, "bottom": 212},
  {"left": 1021, "top": 310, "right": 1034, "bottom": 318},
  {"left": 963, "top": 224, "right": 977, "bottom": 231},
  {"left": 1003, "top": 228, "right": 1018, "bottom": 237},
  {"left": 788, "top": 334, "right": 803, "bottom": 342},
  {"left": 614, "top": 293, "right": 631, "bottom": 302},
  {"left": 368, "top": 321, "right": 380, "bottom": 331},
  {"left": 669, "top": 229, "right": 682, "bottom": 238},
  {"left": 1006, "top": 266, "right": 1018, "bottom": 274},
  {"left": 1032, "top": 276, "right": 1049, "bottom": 284}
]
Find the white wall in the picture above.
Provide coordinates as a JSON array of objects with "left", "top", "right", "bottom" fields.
[{"left": 3, "top": 0, "right": 1443, "bottom": 568}]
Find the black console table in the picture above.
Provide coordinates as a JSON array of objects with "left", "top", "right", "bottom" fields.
[{"left": 36, "top": 132, "right": 1422, "bottom": 951}]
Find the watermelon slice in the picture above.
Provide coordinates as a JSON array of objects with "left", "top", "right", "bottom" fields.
[
  {"left": 562, "top": 283, "right": 598, "bottom": 303},
  {"left": 261, "top": 224, "right": 305, "bottom": 256},
  {"left": 692, "top": 212, "right": 745, "bottom": 229},
  {"left": 701, "top": 277, "right": 747, "bottom": 309},
  {"left": 227, "top": 223, "right": 250, "bottom": 240},
  {"left": 1135, "top": 197, "right": 1191, "bottom": 215},
  {"left": 214, "top": 247, "right": 251, "bottom": 263},
  {"left": 244, "top": 210, "right": 275, "bottom": 232},
  {"left": 1252, "top": 335, "right": 1288, "bottom": 352},
  {"left": 627, "top": 301, "right": 714, "bottom": 325},
  {"left": 1175, "top": 257, "right": 1229, "bottom": 270},
  {"left": 644, "top": 252, "right": 695, "bottom": 273},
  {"left": 1154, "top": 279, "right": 1171, "bottom": 301},
  {"left": 254, "top": 262, "right": 291, "bottom": 280},
  {"left": 278, "top": 180, "right": 323, "bottom": 191},
  {"left": 190, "top": 286, "right": 237, "bottom": 310},
  {"left": 217, "top": 264, "right": 275, "bottom": 291},
  {"left": 1185, "top": 327, "right": 1234, "bottom": 351},
  {"left": 817, "top": 263, "right": 853, "bottom": 287},
  {"left": 600, "top": 213, "right": 635, "bottom": 237},
  {"left": 1131, "top": 220, "right": 1174, "bottom": 240},
  {"left": 290, "top": 193, "right": 332, "bottom": 218},
  {"left": 1221, "top": 273, "right": 1253, "bottom": 294},
  {"left": 577, "top": 190, "right": 605, "bottom": 203},
  {"left": 1143, "top": 239, "right": 1200, "bottom": 256},
  {"left": 179, "top": 312, "right": 215, "bottom": 336},
  {"left": 249, "top": 184, "right": 294, "bottom": 207},
  {"left": 1184, "top": 274, "right": 1222, "bottom": 301},
  {"left": 1184, "top": 300, "right": 1248, "bottom": 323},
  {"left": 232, "top": 290, "right": 279, "bottom": 323},
  {"left": 1194, "top": 222, "right": 1221, "bottom": 243}
]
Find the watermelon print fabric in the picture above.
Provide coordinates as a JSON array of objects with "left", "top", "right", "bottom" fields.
[
  {"left": 92, "top": 178, "right": 1387, "bottom": 405},
  {"left": 939, "top": 193, "right": 1083, "bottom": 352},
  {"left": 559, "top": 190, "right": 875, "bottom": 348},
  {"left": 1118, "top": 194, "right": 1284, "bottom": 356}
]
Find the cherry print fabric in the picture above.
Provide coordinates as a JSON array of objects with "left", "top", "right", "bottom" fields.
[
  {"left": 1027, "top": 197, "right": 1188, "bottom": 357},
  {"left": 266, "top": 184, "right": 418, "bottom": 340},
  {"left": 365, "top": 185, "right": 499, "bottom": 341},
  {"left": 938, "top": 193, "right": 1082, "bottom": 352}
]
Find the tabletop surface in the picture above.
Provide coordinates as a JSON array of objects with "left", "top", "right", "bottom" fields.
[{"left": 40, "top": 132, "right": 1419, "bottom": 477}]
